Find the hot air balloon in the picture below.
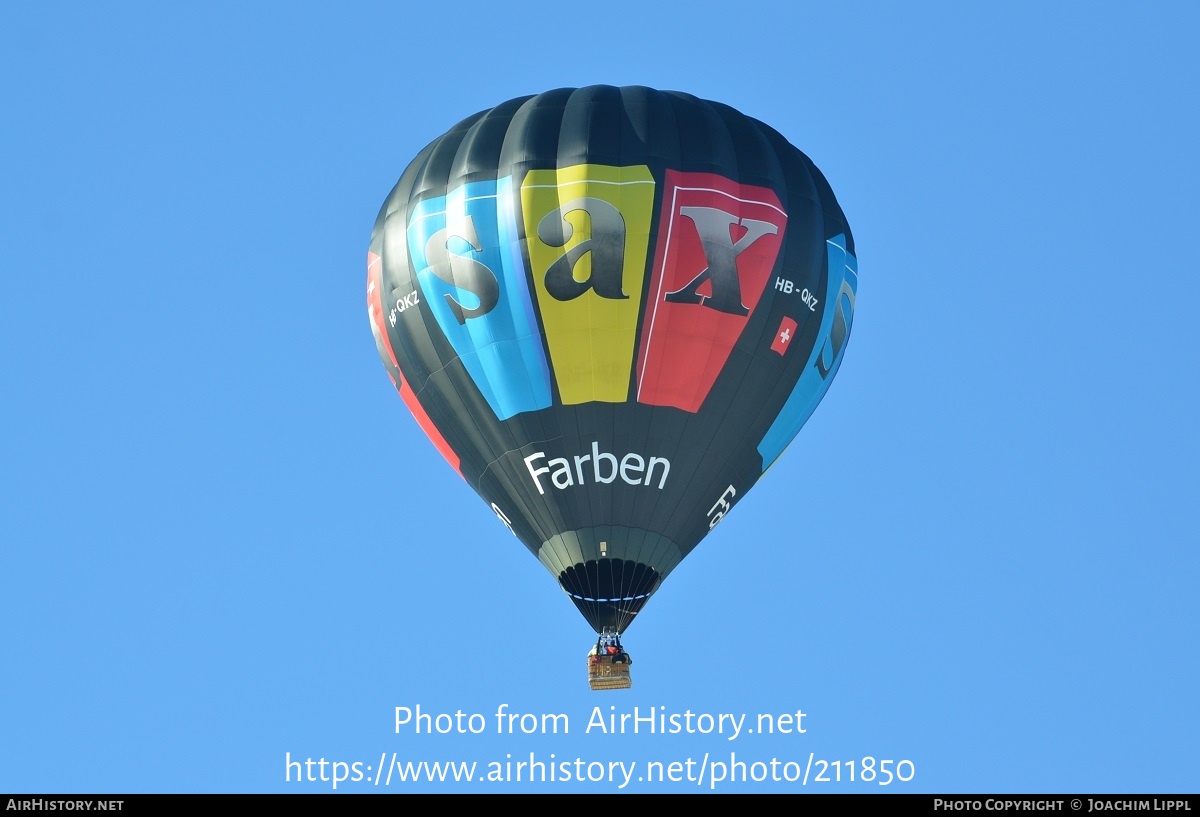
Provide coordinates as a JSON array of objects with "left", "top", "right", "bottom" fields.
[{"left": 366, "top": 86, "right": 857, "bottom": 676}]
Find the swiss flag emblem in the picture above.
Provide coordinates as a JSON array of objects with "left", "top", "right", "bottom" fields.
[{"left": 770, "top": 316, "right": 798, "bottom": 355}]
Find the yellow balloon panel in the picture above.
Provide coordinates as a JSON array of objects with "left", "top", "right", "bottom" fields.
[{"left": 521, "top": 164, "right": 655, "bottom": 405}]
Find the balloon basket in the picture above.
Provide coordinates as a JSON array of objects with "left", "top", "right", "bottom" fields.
[{"left": 588, "top": 658, "right": 632, "bottom": 691}]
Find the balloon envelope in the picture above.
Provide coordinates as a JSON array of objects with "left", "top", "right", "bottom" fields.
[{"left": 367, "top": 86, "right": 857, "bottom": 633}]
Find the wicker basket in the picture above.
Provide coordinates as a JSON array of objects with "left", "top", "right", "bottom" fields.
[{"left": 588, "top": 658, "right": 632, "bottom": 690}]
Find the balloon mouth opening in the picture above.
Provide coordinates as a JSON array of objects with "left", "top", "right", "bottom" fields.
[
  {"left": 557, "top": 559, "right": 661, "bottom": 599},
  {"left": 558, "top": 559, "right": 662, "bottom": 633}
]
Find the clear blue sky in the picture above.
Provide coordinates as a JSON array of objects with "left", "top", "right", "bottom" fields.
[{"left": 2, "top": 1, "right": 1197, "bottom": 794}]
